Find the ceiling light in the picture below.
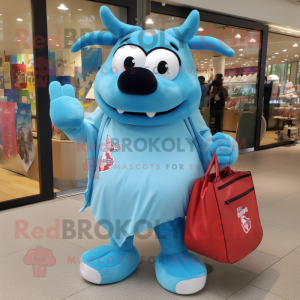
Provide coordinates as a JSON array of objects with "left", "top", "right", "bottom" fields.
[
  {"left": 268, "top": 58, "right": 271, "bottom": 60},
  {"left": 239, "top": 54, "right": 243, "bottom": 56},
  {"left": 281, "top": 61, "right": 285, "bottom": 62},
  {"left": 0, "top": 28, "right": 2, "bottom": 30},
  {"left": 0, "top": 14, "right": 2, "bottom": 16},
  {"left": 275, "top": 52, "right": 279, "bottom": 54},
  {"left": 146, "top": 18, "right": 154, "bottom": 24},
  {"left": 237, "top": 58, "right": 240, "bottom": 60},
  {"left": 250, "top": 38, "right": 256, "bottom": 43},
  {"left": 293, "top": 43, "right": 298, "bottom": 47},
  {"left": 239, "top": 49, "right": 243, "bottom": 51},
  {"left": 16, "top": 18, "right": 23, "bottom": 21},
  {"left": 283, "top": 49, "right": 287, "bottom": 52},
  {"left": 49, "top": 38, "right": 52, "bottom": 40},
  {"left": 272, "top": 56, "right": 275, "bottom": 58},
  {"left": 204, "top": 62, "right": 207, "bottom": 63},
  {"left": 198, "top": 28, "right": 204, "bottom": 31},
  {"left": 57, "top": 4, "right": 68, "bottom": 10},
  {"left": 56, "top": 44, "right": 59, "bottom": 46},
  {"left": 235, "top": 34, "right": 241, "bottom": 38},
  {"left": 77, "top": 9, "right": 82, "bottom": 11},
  {"left": 204, "top": 59, "right": 207, "bottom": 60},
  {"left": 295, "top": 55, "right": 299, "bottom": 57},
  {"left": 285, "top": 59, "right": 287, "bottom": 60},
  {"left": 201, "top": 64, "right": 203, "bottom": 65}
]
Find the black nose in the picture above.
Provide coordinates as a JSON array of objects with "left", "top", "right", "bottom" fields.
[{"left": 118, "top": 67, "right": 157, "bottom": 95}]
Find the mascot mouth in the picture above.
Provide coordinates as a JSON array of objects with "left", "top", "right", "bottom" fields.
[{"left": 110, "top": 104, "right": 181, "bottom": 118}]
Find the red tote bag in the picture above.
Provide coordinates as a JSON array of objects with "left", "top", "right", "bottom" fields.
[{"left": 185, "top": 153, "right": 263, "bottom": 264}]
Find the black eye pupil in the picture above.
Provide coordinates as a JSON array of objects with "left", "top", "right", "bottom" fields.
[
  {"left": 158, "top": 61, "right": 168, "bottom": 74},
  {"left": 124, "top": 56, "right": 135, "bottom": 69}
]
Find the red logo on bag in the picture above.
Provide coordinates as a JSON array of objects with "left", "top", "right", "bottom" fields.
[
  {"left": 237, "top": 207, "right": 251, "bottom": 234},
  {"left": 99, "top": 135, "right": 121, "bottom": 173}
]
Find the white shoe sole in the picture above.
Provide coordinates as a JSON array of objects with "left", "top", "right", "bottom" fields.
[
  {"left": 175, "top": 275, "right": 207, "bottom": 295},
  {"left": 80, "top": 261, "right": 101, "bottom": 284}
]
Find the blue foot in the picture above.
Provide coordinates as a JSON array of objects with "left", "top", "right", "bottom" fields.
[
  {"left": 80, "top": 236, "right": 139, "bottom": 284},
  {"left": 155, "top": 251, "right": 207, "bottom": 294}
]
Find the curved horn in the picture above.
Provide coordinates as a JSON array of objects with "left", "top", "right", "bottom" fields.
[
  {"left": 71, "top": 31, "right": 118, "bottom": 52},
  {"left": 100, "top": 6, "right": 141, "bottom": 38},
  {"left": 166, "top": 10, "right": 200, "bottom": 43},
  {"left": 189, "top": 36, "right": 235, "bottom": 57}
]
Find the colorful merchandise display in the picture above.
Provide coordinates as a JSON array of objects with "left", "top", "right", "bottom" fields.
[
  {"left": 16, "top": 103, "right": 35, "bottom": 172},
  {"left": 26, "top": 65, "right": 35, "bottom": 93},
  {"left": 49, "top": 7, "right": 239, "bottom": 295},
  {"left": 0, "top": 53, "right": 36, "bottom": 172},
  {"left": 3, "top": 62, "right": 11, "bottom": 89},
  {"left": 0, "top": 102, "right": 18, "bottom": 158},
  {"left": 12, "top": 64, "right": 27, "bottom": 89},
  {"left": 279, "top": 82, "right": 298, "bottom": 98}
]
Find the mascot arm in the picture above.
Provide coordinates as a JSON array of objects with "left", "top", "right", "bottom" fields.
[
  {"left": 191, "top": 109, "right": 239, "bottom": 169},
  {"left": 49, "top": 81, "right": 103, "bottom": 143}
]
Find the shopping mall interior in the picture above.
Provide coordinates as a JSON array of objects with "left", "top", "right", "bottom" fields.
[{"left": 0, "top": 0, "right": 300, "bottom": 299}]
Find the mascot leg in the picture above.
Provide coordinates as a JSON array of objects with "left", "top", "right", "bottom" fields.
[
  {"left": 80, "top": 235, "right": 139, "bottom": 284},
  {"left": 154, "top": 217, "right": 207, "bottom": 294}
]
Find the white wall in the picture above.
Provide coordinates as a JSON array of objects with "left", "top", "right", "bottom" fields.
[{"left": 168, "top": 0, "right": 300, "bottom": 30}]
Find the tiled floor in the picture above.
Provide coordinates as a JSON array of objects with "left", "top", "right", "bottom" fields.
[{"left": 1, "top": 143, "right": 300, "bottom": 299}]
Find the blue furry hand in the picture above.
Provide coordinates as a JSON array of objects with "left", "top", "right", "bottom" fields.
[
  {"left": 207, "top": 132, "right": 239, "bottom": 169},
  {"left": 49, "top": 82, "right": 84, "bottom": 131}
]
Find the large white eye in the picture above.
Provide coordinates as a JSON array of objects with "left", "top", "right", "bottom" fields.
[
  {"left": 112, "top": 45, "right": 146, "bottom": 74},
  {"left": 145, "top": 49, "right": 180, "bottom": 81}
]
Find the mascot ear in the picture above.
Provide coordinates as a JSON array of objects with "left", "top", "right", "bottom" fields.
[
  {"left": 166, "top": 10, "right": 200, "bottom": 43},
  {"left": 189, "top": 36, "right": 235, "bottom": 57},
  {"left": 71, "top": 6, "right": 142, "bottom": 53}
]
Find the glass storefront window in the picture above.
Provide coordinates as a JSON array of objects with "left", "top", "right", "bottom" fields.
[
  {"left": 0, "top": 0, "right": 41, "bottom": 203},
  {"left": 146, "top": 13, "right": 261, "bottom": 152},
  {"left": 46, "top": 0, "right": 127, "bottom": 192},
  {"left": 261, "top": 32, "right": 300, "bottom": 146}
]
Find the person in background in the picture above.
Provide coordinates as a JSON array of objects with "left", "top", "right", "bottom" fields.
[
  {"left": 263, "top": 76, "right": 272, "bottom": 129},
  {"left": 209, "top": 77, "right": 227, "bottom": 134},
  {"left": 208, "top": 73, "right": 223, "bottom": 95},
  {"left": 198, "top": 76, "right": 208, "bottom": 110}
]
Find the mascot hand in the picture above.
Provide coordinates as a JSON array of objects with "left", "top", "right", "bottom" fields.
[
  {"left": 207, "top": 132, "right": 239, "bottom": 168},
  {"left": 49, "top": 81, "right": 84, "bottom": 131}
]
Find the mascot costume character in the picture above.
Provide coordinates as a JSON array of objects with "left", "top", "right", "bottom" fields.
[{"left": 49, "top": 6, "right": 238, "bottom": 295}]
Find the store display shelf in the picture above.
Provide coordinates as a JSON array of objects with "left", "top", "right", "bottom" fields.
[
  {"left": 224, "top": 81, "right": 257, "bottom": 85},
  {"left": 52, "top": 138, "right": 74, "bottom": 143},
  {"left": 273, "top": 117, "right": 297, "bottom": 120}
]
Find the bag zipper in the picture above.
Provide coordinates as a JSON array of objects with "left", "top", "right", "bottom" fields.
[
  {"left": 224, "top": 187, "right": 254, "bottom": 205},
  {"left": 218, "top": 173, "right": 251, "bottom": 190}
]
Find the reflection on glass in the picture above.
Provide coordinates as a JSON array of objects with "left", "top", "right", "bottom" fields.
[
  {"left": 261, "top": 32, "right": 300, "bottom": 146},
  {"left": 146, "top": 13, "right": 261, "bottom": 153},
  {"left": 0, "top": 0, "right": 42, "bottom": 202},
  {"left": 47, "top": 0, "right": 127, "bottom": 192}
]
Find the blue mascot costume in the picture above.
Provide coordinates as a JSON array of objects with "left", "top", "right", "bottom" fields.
[{"left": 49, "top": 6, "right": 238, "bottom": 295}]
